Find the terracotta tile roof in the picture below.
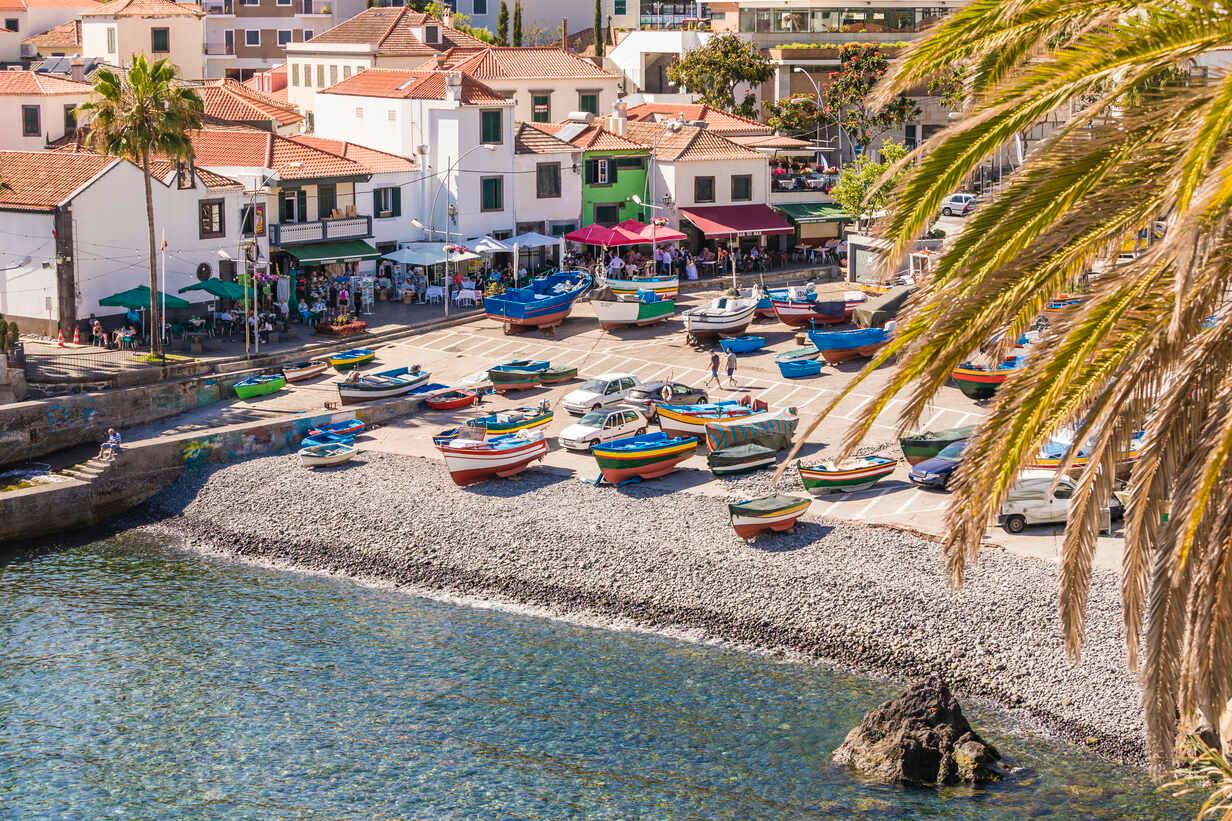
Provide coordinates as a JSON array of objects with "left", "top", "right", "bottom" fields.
[
  {"left": 728, "top": 133, "right": 812, "bottom": 150},
  {"left": 22, "top": 19, "right": 81, "bottom": 49},
  {"left": 307, "top": 7, "right": 485, "bottom": 56},
  {"left": 0, "top": 150, "right": 117, "bottom": 211},
  {"left": 0, "top": 69, "right": 92, "bottom": 95},
  {"left": 625, "top": 103, "right": 771, "bottom": 136},
  {"left": 146, "top": 158, "right": 243, "bottom": 189},
  {"left": 186, "top": 126, "right": 369, "bottom": 181},
  {"left": 82, "top": 0, "right": 202, "bottom": 16},
  {"left": 193, "top": 79, "right": 303, "bottom": 126},
  {"left": 526, "top": 120, "right": 645, "bottom": 152},
  {"left": 424, "top": 47, "right": 619, "bottom": 81},
  {"left": 320, "top": 68, "right": 507, "bottom": 105},
  {"left": 513, "top": 121, "right": 579, "bottom": 155},
  {"left": 3, "top": 0, "right": 106, "bottom": 8},
  {"left": 624, "top": 121, "right": 762, "bottom": 162},
  {"left": 290, "top": 135, "right": 416, "bottom": 173}
]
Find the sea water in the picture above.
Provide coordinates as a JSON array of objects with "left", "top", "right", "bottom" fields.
[{"left": 0, "top": 534, "right": 1194, "bottom": 819}]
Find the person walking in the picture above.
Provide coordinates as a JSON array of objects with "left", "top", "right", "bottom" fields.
[
  {"left": 706, "top": 350, "right": 720, "bottom": 386},
  {"left": 725, "top": 349, "right": 738, "bottom": 388}
]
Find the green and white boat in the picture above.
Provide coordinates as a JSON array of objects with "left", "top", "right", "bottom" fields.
[
  {"left": 234, "top": 373, "right": 286, "bottom": 399},
  {"left": 592, "top": 289, "right": 675, "bottom": 329},
  {"left": 797, "top": 456, "right": 896, "bottom": 494},
  {"left": 899, "top": 425, "right": 977, "bottom": 465}
]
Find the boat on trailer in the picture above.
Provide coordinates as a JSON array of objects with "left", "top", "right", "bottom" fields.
[
  {"left": 591, "top": 432, "right": 698, "bottom": 484},
  {"left": 797, "top": 456, "right": 896, "bottom": 494},
  {"left": 436, "top": 428, "right": 549, "bottom": 486},
  {"left": 299, "top": 442, "right": 356, "bottom": 468},
  {"left": 484, "top": 270, "right": 592, "bottom": 334},
  {"left": 488, "top": 368, "right": 545, "bottom": 393},
  {"left": 728, "top": 494, "right": 811, "bottom": 540},
  {"left": 337, "top": 366, "right": 430, "bottom": 404},
  {"left": 770, "top": 287, "right": 850, "bottom": 327}
]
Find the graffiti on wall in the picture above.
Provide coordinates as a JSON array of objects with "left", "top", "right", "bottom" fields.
[{"left": 44, "top": 402, "right": 98, "bottom": 432}]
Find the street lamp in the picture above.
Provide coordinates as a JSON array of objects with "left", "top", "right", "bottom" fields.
[
  {"left": 631, "top": 119, "right": 683, "bottom": 277},
  {"left": 414, "top": 142, "right": 497, "bottom": 318},
  {"left": 793, "top": 66, "right": 838, "bottom": 165}
]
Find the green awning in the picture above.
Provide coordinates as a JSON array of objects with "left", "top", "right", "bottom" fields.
[
  {"left": 775, "top": 202, "right": 851, "bottom": 224},
  {"left": 99, "top": 285, "right": 191, "bottom": 310},
  {"left": 286, "top": 239, "right": 381, "bottom": 266},
  {"left": 179, "top": 278, "right": 246, "bottom": 300}
]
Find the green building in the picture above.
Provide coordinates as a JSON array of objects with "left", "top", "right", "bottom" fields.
[{"left": 547, "top": 122, "right": 650, "bottom": 226}]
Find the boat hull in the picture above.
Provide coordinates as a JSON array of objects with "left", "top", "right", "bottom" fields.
[
  {"left": 472, "top": 409, "right": 554, "bottom": 434},
  {"left": 819, "top": 342, "right": 887, "bottom": 364},
  {"left": 592, "top": 438, "right": 698, "bottom": 483},
  {"left": 307, "top": 419, "right": 364, "bottom": 438},
  {"left": 681, "top": 306, "right": 756, "bottom": 337},
  {"left": 592, "top": 298, "right": 675, "bottom": 329},
  {"left": 951, "top": 368, "right": 1010, "bottom": 400},
  {"left": 234, "top": 375, "right": 286, "bottom": 399},
  {"left": 708, "top": 444, "right": 776, "bottom": 475},
  {"left": 771, "top": 300, "right": 849, "bottom": 328},
  {"left": 328, "top": 350, "right": 375, "bottom": 370},
  {"left": 438, "top": 438, "right": 548, "bottom": 486},
  {"left": 337, "top": 370, "right": 430, "bottom": 404},
  {"left": 777, "top": 360, "right": 823, "bottom": 379},
  {"left": 424, "top": 390, "right": 477, "bottom": 411},
  {"left": 299, "top": 444, "right": 356, "bottom": 468},
  {"left": 899, "top": 425, "right": 977, "bottom": 465},
  {"left": 728, "top": 496, "right": 811, "bottom": 539},
  {"left": 655, "top": 404, "right": 755, "bottom": 442},
  {"left": 605, "top": 274, "right": 679, "bottom": 299},
  {"left": 283, "top": 361, "right": 328, "bottom": 382},
  {"left": 538, "top": 366, "right": 578, "bottom": 385},
  {"left": 798, "top": 458, "right": 896, "bottom": 494},
  {"left": 719, "top": 336, "right": 766, "bottom": 354},
  {"left": 774, "top": 346, "right": 819, "bottom": 363},
  {"left": 489, "top": 370, "right": 543, "bottom": 392},
  {"left": 484, "top": 271, "right": 592, "bottom": 330}
]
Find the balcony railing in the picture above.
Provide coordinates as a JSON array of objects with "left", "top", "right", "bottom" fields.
[
  {"left": 638, "top": 13, "right": 709, "bottom": 30},
  {"left": 204, "top": 42, "right": 235, "bottom": 55},
  {"left": 269, "top": 215, "right": 372, "bottom": 246},
  {"left": 202, "top": 0, "right": 233, "bottom": 13}
]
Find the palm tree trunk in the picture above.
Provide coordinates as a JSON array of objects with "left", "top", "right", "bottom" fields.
[{"left": 140, "top": 151, "right": 160, "bottom": 359}]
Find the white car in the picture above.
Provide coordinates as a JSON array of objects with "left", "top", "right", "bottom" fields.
[
  {"left": 562, "top": 373, "right": 641, "bottom": 415},
  {"left": 997, "top": 471, "right": 1124, "bottom": 534},
  {"left": 940, "top": 192, "right": 977, "bottom": 217},
  {"left": 558, "top": 408, "right": 648, "bottom": 451}
]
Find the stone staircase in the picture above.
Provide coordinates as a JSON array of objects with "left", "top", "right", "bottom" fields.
[{"left": 61, "top": 456, "right": 118, "bottom": 483}]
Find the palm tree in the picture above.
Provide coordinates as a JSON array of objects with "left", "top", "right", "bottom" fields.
[
  {"left": 76, "top": 55, "right": 203, "bottom": 359},
  {"left": 783, "top": 1, "right": 1232, "bottom": 772}
]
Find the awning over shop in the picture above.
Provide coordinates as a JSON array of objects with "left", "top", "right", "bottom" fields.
[
  {"left": 178, "top": 278, "right": 246, "bottom": 300},
  {"left": 287, "top": 239, "right": 381, "bottom": 266},
  {"left": 99, "top": 285, "right": 190, "bottom": 310},
  {"left": 775, "top": 202, "right": 850, "bottom": 224},
  {"left": 678, "top": 204, "right": 794, "bottom": 238}
]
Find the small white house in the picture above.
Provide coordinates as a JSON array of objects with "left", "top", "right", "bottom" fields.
[
  {"left": 0, "top": 70, "right": 93, "bottom": 150},
  {"left": 80, "top": 0, "right": 206, "bottom": 81},
  {"left": 512, "top": 121, "right": 581, "bottom": 239}
]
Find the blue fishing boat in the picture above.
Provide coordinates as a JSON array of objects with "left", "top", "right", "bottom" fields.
[
  {"left": 775, "top": 345, "right": 820, "bottom": 363},
  {"left": 777, "top": 359, "right": 823, "bottom": 379},
  {"left": 484, "top": 270, "right": 592, "bottom": 333},
  {"left": 719, "top": 335, "right": 766, "bottom": 354},
  {"left": 408, "top": 382, "right": 450, "bottom": 395},
  {"left": 306, "top": 418, "right": 364, "bottom": 438},
  {"left": 591, "top": 432, "right": 699, "bottom": 484},
  {"left": 807, "top": 327, "right": 892, "bottom": 364},
  {"left": 301, "top": 431, "right": 356, "bottom": 448}
]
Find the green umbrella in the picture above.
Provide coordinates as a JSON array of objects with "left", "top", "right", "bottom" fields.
[
  {"left": 99, "top": 285, "right": 191, "bottom": 311},
  {"left": 179, "top": 278, "right": 246, "bottom": 300}
]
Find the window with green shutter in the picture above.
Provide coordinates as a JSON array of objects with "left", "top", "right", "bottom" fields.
[
  {"left": 531, "top": 93, "right": 551, "bottom": 123},
  {"left": 536, "top": 162, "right": 561, "bottom": 199},
  {"left": 481, "top": 109, "right": 503, "bottom": 144},
  {"left": 614, "top": 0, "right": 625, "bottom": 13},
  {"left": 578, "top": 92, "right": 599, "bottom": 115},
  {"left": 481, "top": 176, "right": 503, "bottom": 211},
  {"left": 373, "top": 186, "right": 401, "bottom": 218}
]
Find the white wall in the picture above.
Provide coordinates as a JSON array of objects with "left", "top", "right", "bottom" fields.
[
  {"left": 313, "top": 90, "right": 416, "bottom": 157},
  {"left": 82, "top": 15, "right": 206, "bottom": 80},
  {"left": 608, "top": 29, "right": 710, "bottom": 93},
  {"left": 0, "top": 209, "right": 60, "bottom": 327},
  {"left": 491, "top": 76, "right": 622, "bottom": 123},
  {"left": 0, "top": 91, "right": 92, "bottom": 150},
  {"left": 512, "top": 149, "right": 581, "bottom": 232},
  {"left": 654, "top": 156, "right": 769, "bottom": 224},
  {"left": 283, "top": 42, "right": 374, "bottom": 112}
]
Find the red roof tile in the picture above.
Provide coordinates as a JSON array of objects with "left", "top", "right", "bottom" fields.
[
  {"left": 526, "top": 120, "right": 645, "bottom": 152},
  {"left": 321, "top": 68, "right": 507, "bottom": 105},
  {"left": 513, "top": 121, "right": 579, "bottom": 155},
  {"left": 625, "top": 103, "right": 771, "bottom": 136},
  {"left": 425, "top": 47, "right": 619, "bottom": 81},
  {"left": 22, "top": 19, "right": 81, "bottom": 49},
  {"left": 147, "top": 158, "right": 242, "bottom": 189},
  {"left": 81, "top": 0, "right": 202, "bottom": 15},
  {"left": 0, "top": 69, "right": 92, "bottom": 95},
  {"left": 306, "top": 7, "right": 485, "bottom": 57},
  {"left": 0, "top": 150, "right": 117, "bottom": 211},
  {"left": 186, "top": 126, "right": 369, "bottom": 181},
  {"left": 624, "top": 121, "right": 763, "bottom": 162},
  {"left": 194, "top": 79, "right": 302, "bottom": 126},
  {"left": 290, "top": 135, "right": 416, "bottom": 173}
]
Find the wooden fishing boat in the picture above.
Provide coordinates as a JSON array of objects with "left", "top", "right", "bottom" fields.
[
  {"left": 436, "top": 430, "right": 548, "bottom": 486},
  {"left": 484, "top": 271, "right": 592, "bottom": 334},
  {"left": 591, "top": 292, "right": 675, "bottom": 329},
  {"left": 774, "top": 345, "right": 820, "bottom": 364},
  {"left": 327, "top": 348, "right": 376, "bottom": 370},
  {"left": 681, "top": 297, "right": 757, "bottom": 339},
  {"left": 704, "top": 407, "right": 799, "bottom": 452},
  {"left": 605, "top": 272, "right": 679, "bottom": 299},
  {"left": 432, "top": 427, "right": 461, "bottom": 447},
  {"left": 744, "top": 287, "right": 776, "bottom": 318},
  {"left": 282, "top": 360, "right": 329, "bottom": 382},
  {"left": 234, "top": 373, "right": 286, "bottom": 399},
  {"left": 300, "top": 431, "right": 355, "bottom": 449},
  {"left": 807, "top": 327, "right": 892, "bottom": 364},
  {"left": 707, "top": 443, "right": 776, "bottom": 476},
  {"left": 424, "top": 389, "right": 478, "bottom": 411},
  {"left": 591, "top": 432, "right": 699, "bottom": 484},
  {"left": 337, "top": 366, "right": 430, "bottom": 404},
  {"left": 728, "top": 494, "right": 811, "bottom": 539},
  {"left": 1028, "top": 429, "right": 1145, "bottom": 474},
  {"left": 798, "top": 456, "right": 896, "bottom": 494},
  {"left": 899, "top": 425, "right": 978, "bottom": 465},
  {"left": 538, "top": 365, "right": 578, "bottom": 385},
  {"left": 771, "top": 295, "right": 849, "bottom": 328},
  {"left": 719, "top": 335, "right": 766, "bottom": 354},
  {"left": 490, "top": 359, "right": 550, "bottom": 373},
  {"left": 951, "top": 356, "right": 1024, "bottom": 400},
  {"left": 488, "top": 368, "right": 544, "bottom": 393},
  {"left": 306, "top": 418, "right": 364, "bottom": 438},
  {"left": 299, "top": 442, "right": 356, "bottom": 468},
  {"left": 469, "top": 403, "right": 554, "bottom": 434},
  {"left": 777, "top": 359, "right": 823, "bottom": 379},
  {"left": 655, "top": 400, "right": 760, "bottom": 441}
]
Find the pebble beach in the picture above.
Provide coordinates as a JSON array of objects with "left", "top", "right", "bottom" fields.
[{"left": 145, "top": 450, "right": 1149, "bottom": 765}]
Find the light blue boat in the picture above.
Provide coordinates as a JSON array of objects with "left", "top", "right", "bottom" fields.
[
  {"left": 483, "top": 271, "right": 592, "bottom": 331},
  {"left": 719, "top": 336, "right": 767, "bottom": 354},
  {"left": 777, "top": 359, "right": 823, "bottom": 379}
]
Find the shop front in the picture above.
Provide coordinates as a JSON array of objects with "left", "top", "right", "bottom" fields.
[
  {"left": 278, "top": 239, "right": 382, "bottom": 326},
  {"left": 678, "top": 204, "right": 795, "bottom": 278}
]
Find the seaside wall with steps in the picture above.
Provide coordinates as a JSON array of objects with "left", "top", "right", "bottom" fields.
[{"left": 0, "top": 390, "right": 430, "bottom": 545}]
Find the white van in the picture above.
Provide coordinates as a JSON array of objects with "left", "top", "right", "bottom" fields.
[
  {"left": 562, "top": 373, "right": 641, "bottom": 414},
  {"left": 997, "top": 470, "right": 1123, "bottom": 534}
]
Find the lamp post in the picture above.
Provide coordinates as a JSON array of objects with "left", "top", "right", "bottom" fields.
[
  {"left": 793, "top": 67, "right": 836, "bottom": 166},
  {"left": 631, "top": 119, "right": 683, "bottom": 276},
  {"left": 415, "top": 143, "right": 497, "bottom": 318}
]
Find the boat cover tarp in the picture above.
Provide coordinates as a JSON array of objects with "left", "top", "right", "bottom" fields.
[
  {"left": 705, "top": 411, "right": 799, "bottom": 451},
  {"left": 708, "top": 443, "right": 775, "bottom": 467},
  {"left": 729, "top": 494, "right": 808, "bottom": 515},
  {"left": 853, "top": 285, "right": 914, "bottom": 328}
]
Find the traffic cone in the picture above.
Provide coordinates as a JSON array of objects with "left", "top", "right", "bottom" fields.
[
  {"left": 72, "top": 325, "right": 80, "bottom": 345},
  {"left": 57, "top": 328, "right": 64, "bottom": 347}
]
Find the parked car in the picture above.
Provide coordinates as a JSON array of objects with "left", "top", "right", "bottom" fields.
[
  {"left": 562, "top": 373, "right": 641, "bottom": 414},
  {"left": 624, "top": 381, "right": 708, "bottom": 419},
  {"left": 907, "top": 440, "right": 968, "bottom": 490},
  {"left": 997, "top": 471, "right": 1125, "bottom": 534},
  {"left": 940, "top": 192, "right": 977, "bottom": 217},
  {"left": 558, "top": 408, "right": 648, "bottom": 451}
]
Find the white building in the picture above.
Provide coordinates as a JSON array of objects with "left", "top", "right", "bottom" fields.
[
  {"left": 313, "top": 67, "right": 517, "bottom": 241},
  {"left": 0, "top": 149, "right": 246, "bottom": 335},
  {"left": 512, "top": 121, "right": 580, "bottom": 239},
  {"left": 0, "top": 0, "right": 101, "bottom": 61},
  {"left": 80, "top": 0, "right": 207, "bottom": 80},
  {"left": 200, "top": 0, "right": 367, "bottom": 81},
  {"left": 0, "top": 69, "right": 92, "bottom": 150}
]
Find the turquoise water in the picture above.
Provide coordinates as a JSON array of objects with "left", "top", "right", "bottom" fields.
[{"left": 0, "top": 534, "right": 1192, "bottom": 819}]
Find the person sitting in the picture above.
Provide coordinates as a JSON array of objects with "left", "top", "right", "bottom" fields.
[
  {"left": 345, "top": 369, "right": 362, "bottom": 384},
  {"left": 91, "top": 319, "right": 105, "bottom": 347},
  {"left": 258, "top": 318, "right": 273, "bottom": 344},
  {"left": 98, "top": 428, "right": 122, "bottom": 460}
]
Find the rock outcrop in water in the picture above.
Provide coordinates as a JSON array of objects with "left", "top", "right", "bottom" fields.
[{"left": 833, "top": 675, "right": 1002, "bottom": 785}]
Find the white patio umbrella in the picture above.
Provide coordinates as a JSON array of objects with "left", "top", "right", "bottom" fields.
[{"left": 465, "top": 235, "right": 512, "bottom": 254}]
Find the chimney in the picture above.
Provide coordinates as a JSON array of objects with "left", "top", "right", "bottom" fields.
[
  {"left": 560, "top": 18, "right": 568, "bottom": 51},
  {"left": 444, "top": 70, "right": 462, "bottom": 104},
  {"left": 69, "top": 57, "right": 84, "bottom": 83},
  {"left": 434, "top": 52, "right": 447, "bottom": 69},
  {"left": 440, "top": 9, "right": 453, "bottom": 28},
  {"left": 607, "top": 100, "right": 626, "bottom": 136}
]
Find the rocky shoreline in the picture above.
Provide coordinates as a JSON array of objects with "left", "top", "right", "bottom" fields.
[{"left": 143, "top": 450, "right": 1149, "bottom": 765}]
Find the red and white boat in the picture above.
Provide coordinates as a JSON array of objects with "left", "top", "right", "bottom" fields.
[
  {"left": 436, "top": 429, "right": 548, "bottom": 486},
  {"left": 424, "top": 389, "right": 478, "bottom": 411}
]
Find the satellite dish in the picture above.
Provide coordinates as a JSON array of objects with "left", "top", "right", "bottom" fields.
[{"left": 196, "top": 261, "right": 212, "bottom": 281}]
